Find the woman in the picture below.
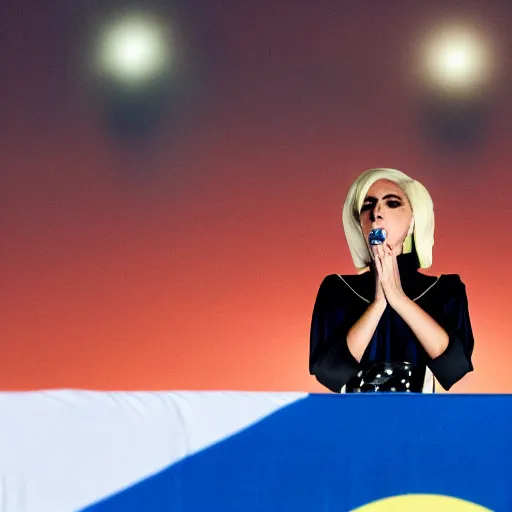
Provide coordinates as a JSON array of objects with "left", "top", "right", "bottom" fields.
[{"left": 309, "top": 168, "right": 474, "bottom": 393}]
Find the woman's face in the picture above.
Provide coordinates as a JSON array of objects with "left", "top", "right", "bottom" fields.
[{"left": 359, "top": 179, "right": 413, "bottom": 254}]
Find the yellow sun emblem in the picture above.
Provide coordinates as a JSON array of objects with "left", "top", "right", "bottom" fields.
[{"left": 351, "top": 494, "right": 492, "bottom": 512}]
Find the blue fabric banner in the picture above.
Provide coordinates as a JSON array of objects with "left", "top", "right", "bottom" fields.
[{"left": 83, "top": 394, "right": 511, "bottom": 511}]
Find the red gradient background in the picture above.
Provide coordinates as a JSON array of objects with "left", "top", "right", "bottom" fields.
[{"left": 2, "top": 1, "right": 511, "bottom": 393}]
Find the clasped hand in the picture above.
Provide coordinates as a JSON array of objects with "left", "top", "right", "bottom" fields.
[{"left": 372, "top": 243, "right": 406, "bottom": 306}]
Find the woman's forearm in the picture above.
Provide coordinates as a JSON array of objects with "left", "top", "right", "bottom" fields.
[
  {"left": 390, "top": 294, "right": 449, "bottom": 359},
  {"left": 346, "top": 300, "right": 387, "bottom": 362}
]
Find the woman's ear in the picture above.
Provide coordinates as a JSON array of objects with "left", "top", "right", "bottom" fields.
[{"left": 407, "top": 218, "right": 415, "bottom": 236}]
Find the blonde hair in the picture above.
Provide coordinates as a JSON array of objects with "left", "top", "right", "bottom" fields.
[{"left": 342, "top": 168, "right": 435, "bottom": 271}]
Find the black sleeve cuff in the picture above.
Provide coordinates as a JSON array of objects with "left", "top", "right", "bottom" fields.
[
  {"left": 311, "top": 339, "right": 361, "bottom": 393},
  {"left": 428, "top": 334, "right": 474, "bottom": 391}
]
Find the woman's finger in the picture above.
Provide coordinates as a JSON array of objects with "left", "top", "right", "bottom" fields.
[
  {"left": 371, "top": 245, "right": 383, "bottom": 265},
  {"left": 374, "top": 253, "right": 382, "bottom": 275},
  {"left": 372, "top": 245, "right": 381, "bottom": 265}
]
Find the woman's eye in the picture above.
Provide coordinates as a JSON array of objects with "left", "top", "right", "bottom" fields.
[{"left": 361, "top": 200, "right": 401, "bottom": 212}]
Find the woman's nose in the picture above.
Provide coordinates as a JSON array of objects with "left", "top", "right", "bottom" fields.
[{"left": 370, "top": 205, "right": 383, "bottom": 222}]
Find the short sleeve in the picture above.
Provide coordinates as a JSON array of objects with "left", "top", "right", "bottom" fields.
[
  {"left": 427, "top": 274, "right": 474, "bottom": 390},
  {"left": 309, "top": 275, "right": 365, "bottom": 392}
]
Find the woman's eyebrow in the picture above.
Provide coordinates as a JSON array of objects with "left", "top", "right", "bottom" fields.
[{"left": 364, "top": 194, "right": 403, "bottom": 201}]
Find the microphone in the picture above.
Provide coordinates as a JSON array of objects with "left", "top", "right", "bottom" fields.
[{"left": 369, "top": 228, "right": 387, "bottom": 245}]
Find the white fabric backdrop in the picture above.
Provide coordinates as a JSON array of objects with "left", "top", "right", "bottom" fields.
[{"left": 0, "top": 390, "right": 307, "bottom": 512}]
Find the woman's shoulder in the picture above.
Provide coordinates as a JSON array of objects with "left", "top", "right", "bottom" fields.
[
  {"left": 315, "top": 272, "right": 373, "bottom": 304},
  {"left": 436, "top": 273, "right": 467, "bottom": 293},
  {"left": 318, "top": 271, "right": 372, "bottom": 287},
  {"left": 414, "top": 273, "right": 467, "bottom": 304},
  {"left": 439, "top": 273, "right": 464, "bottom": 282}
]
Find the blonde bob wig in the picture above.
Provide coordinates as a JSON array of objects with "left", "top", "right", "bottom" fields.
[{"left": 342, "top": 168, "right": 434, "bottom": 271}]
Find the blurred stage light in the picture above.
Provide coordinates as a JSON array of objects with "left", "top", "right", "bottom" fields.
[
  {"left": 95, "top": 13, "right": 174, "bottom": 87},
  {"left": 421, "top": 24, "right": 493, "bottom": 96}
]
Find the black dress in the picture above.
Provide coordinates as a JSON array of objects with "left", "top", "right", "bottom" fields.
[{"left": 309, "top": 252, "right": 474, "bottom": 392}]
